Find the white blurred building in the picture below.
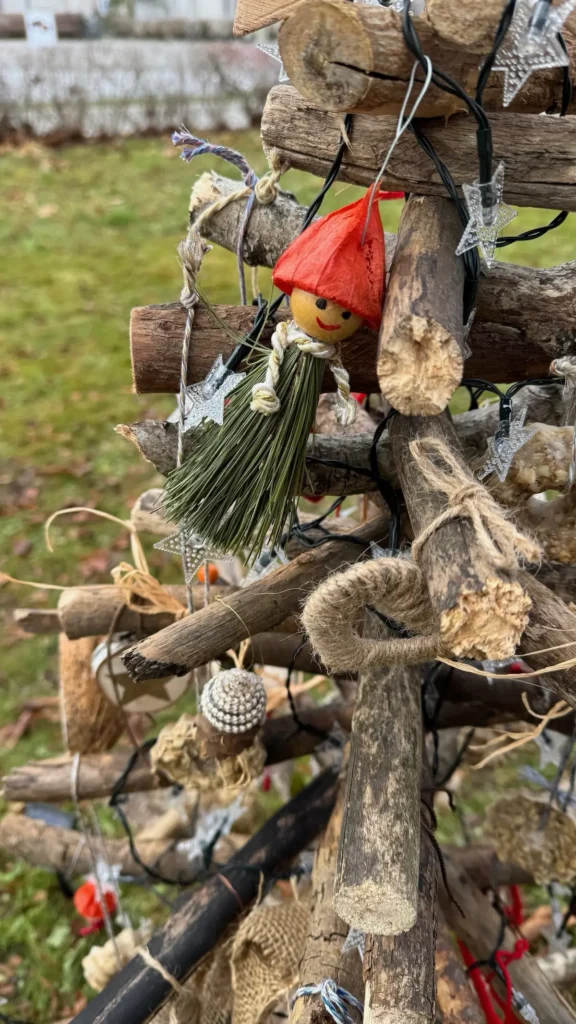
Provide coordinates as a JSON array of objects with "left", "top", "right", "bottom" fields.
[{"left": 0, "top": 0, "right": 235, "bottom": 17}]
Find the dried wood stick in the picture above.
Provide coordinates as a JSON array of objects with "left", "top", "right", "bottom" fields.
[
  {"left": 334, "top": 613, "right": 422, "bottom": 934},
  {"left": 59, "top": 634, "right": 125, "bottom": 754},
  {"left": 435, "top": 913, "right": 484, "bottom": 1024},
  {"left": 121, "top": 516, "right": 388, "bottom": 681},
  {"left": 389, "top": 412, "right": 533, "bottom": 660},
  {"left": 262, "top": 85, "right": 576, "bottom": 212},
  {"left": 426, "top": 0, "right": 576, "bottom": 51},
  {"left": 439, "top": 855, "right": 576, "bottom": 1024},
  {"left": 363, "top": 750, "right": 437, "bottom": 1024},
  {"left": 378, "top": 196, "right": 465, "bottom": 416},
  {"left": 128, "top": 300, "right": 574, "bottom": 395},
  {"left": 71, "top": 768, "right": 339, "bottom": 1024},
  {"left": 279, "top": 0, "right": 574, "bottom": 116},
  {"left": 289, "top": 776, "right": 364, "bottom": 1024},
  {"left": 517, "top": 571, "right": 576, "bottom": 708}
]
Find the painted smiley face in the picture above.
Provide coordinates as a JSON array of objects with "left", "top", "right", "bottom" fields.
[{"left": 289, "top": 287, "right": 363, "bottom": 344}]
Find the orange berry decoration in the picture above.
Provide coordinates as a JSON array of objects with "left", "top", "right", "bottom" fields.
[{"left": 197, "top": 563, "right": 219, "bottom": 584}]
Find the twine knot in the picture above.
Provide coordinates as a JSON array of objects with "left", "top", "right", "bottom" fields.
[
  {"left": 409, "top": 437, "right": 541, "bottom": 571},
  {"left": 253, "top": 149, "right": 287, "bottom": 206},
  {"left": 551, "top": 356, "right": 576, "bottom": 382},
  {"left": 250, "top": 321, "right": 356, "bottom": 427},
  {"left": 293, "top": 979, "right": 363, "bottom": 1024}
]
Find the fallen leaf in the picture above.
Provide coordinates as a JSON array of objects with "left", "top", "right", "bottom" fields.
[{"left": 11, "top": 538, "right": 32, "bottom": 557}]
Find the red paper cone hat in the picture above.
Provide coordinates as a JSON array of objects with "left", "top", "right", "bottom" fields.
[{"left": 273, "top": 189, "right": 401, "bottom": 330}]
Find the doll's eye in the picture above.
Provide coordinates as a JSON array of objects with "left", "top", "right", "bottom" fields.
[
  {"left": 342, "top": 310, "right": 352, "bottom": 320},
  {"left": 315, "top": 298, "right": 327, "bottom": 310}
]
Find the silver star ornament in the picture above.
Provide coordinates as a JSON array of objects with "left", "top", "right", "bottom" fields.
[
  {"left": 256, "top": 42, "right": 289, "bottom": 82},
  {"left": 479, "top": 406, "right": 537, "bottom": 484},
  {"left": 183, "top": 355, "right": 245, "bottom": 432},
  {"left": 493, "top": 0, "right": 576, "bottom": 107},
  {"left": 154, "top": 528, "right": 232, "bottom": 586},
  {"left": 342, "top": 928, "right": 366, "bottom": 961},
  {"left": 456, "top": 162, "right": 517, "bottom": 267}
]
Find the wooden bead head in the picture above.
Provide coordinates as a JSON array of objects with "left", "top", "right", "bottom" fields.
[{"left": 290, "top": 287, "right": 363, "bottom": 344}]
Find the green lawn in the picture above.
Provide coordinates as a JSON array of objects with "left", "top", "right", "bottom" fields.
[{"left": 0, "top": 130, "right": 574, "bottom": 1020}]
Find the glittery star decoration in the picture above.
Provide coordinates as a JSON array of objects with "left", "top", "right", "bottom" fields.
[
  {"left": 493, "top": 0, "right": 576, "bottom": 107},
  {"left": 154, "top": 529, "right": 232, "bottom": 586},
  {"left": 256, "top": 42, "right": 289, "bottom": 82},
  {"left": 342, "top": 928, "right": 365, "bottom": 961},
  {"left": 183, "top": 355, "right": 245, "bottom": 432},
  {"left": 456, "top": 162, "right": 517, "bottom": 267},
  {"left": 479, "top": 406, "right": 537, "bottom": 484}
]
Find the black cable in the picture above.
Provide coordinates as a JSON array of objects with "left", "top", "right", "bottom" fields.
[
  {"left": 285, "top": 653, "right": 333, "bottom": 742},
  {"left": 224, "top": 115, "right": 353, "bottom": 374}
]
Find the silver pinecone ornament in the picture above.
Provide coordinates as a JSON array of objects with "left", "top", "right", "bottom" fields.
[{"left": 200, "top": 668, "right": 267, "bottom": 734}]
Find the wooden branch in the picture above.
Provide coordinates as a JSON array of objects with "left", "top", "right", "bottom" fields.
[
  {"left": 1, "top": 703, "right": 354, "bottom": 805},
  {"left": 378, "top": 196, "right": 464, "bottom": 416},
  {"left": 363, "top": 751, "right": 437, "bottom": 1024},
  {"left": 262, "top": 85, "right": 576, "bottom": 212},
  {"left": 517, "top": 572, "right": 576, "bottom": 708},
  {"left": 439, "top": 855, "right": 576, "bottom": 1024},
  {"left": 389, "top": 412, "right": 530, "bottom": 660},
  {"left": 13, "top": 608, "right": 61, "bottom": 635},
  {"left": 289, "top": 777, "right": 363, "bottom": 1024},
  {"left": 233, "top": 0, "right": 295, "bottom": 35},
  {"left": 333, "top": 613, "right": 422, "bottom": 934},
  {"left": 279, "top": 0, "right": 573, "bottom": 116},
  {"left": 190, "top": 170, "right": 397, "bottom": 270},
  {"left": 121, "top": 516, "right": 388, "bottom": 681},
  {"left": 426, "top": 0, "right": 576, "bottom": 52},
  {"left": 128, "top": 297, "right": 576, "bottom": 397},
  {"left": 517, "top": 488, "right": 576, "bottom": 565},
  {"left": 435, "top": 913, "right": 484, "bottom": 1024},
  {"left": 71, "top": 769, "right": 339, "bottom": 1024},
  {"left": 188, "top": 173, "right": 576, "bottom": 374}
]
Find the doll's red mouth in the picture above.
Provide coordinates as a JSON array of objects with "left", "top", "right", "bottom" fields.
[{"left": 316, "top": 318, "right": 340, "bottom": 331}]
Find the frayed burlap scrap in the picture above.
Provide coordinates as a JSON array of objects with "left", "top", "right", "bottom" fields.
[
  {"left": 82, "top": 923, "right": 153, "bottom": 992},
  {"left": 149, "top": 938, "right": 233, "bottom": 1024},
  {"left": 231, "top": 900, "right": 309, "bottom": 1024},
  {"left": 151, "top": 713, "right": 266, "bottom": 792},
  {"left": 301, "top": 557, "right": 441, "bottom": 674},
  {"left": 485, "top": 794, "right": 576, "bottom": 884}
]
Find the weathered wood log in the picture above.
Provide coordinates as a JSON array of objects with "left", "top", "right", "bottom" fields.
[
  {"left": 426, "top": 0, "right": 576, "bottom": 52},
  {"left": 233, "top": 0, "right": 295, "bottom": 35},
  {"left": 439, "top": 855, "right": 576, "bottom": 1024},
  {"left": 121, "top": 516, "right": 388, "bottom": 681},
  {"left": 378, "top": 196, "right": 464, "bottom": 416},
  {"left": 435, "top": 913, "right": 484, "bottom": 1024},
  {"left": 334, "top": 612, "right": 422, "bottom": 934},
  {"left": 389, "top": 412, "right": 531, "bottom": 660},
  {"left": 13, "top": 608, "right": 61, "bottom": 634},
  {"left": 59, "top": 635, "right": 125, "bottom": 754},
  {"left": 262, "top": 86, "right": 576, "bottom": 212},
  {"left": 71, "top": 768, "right": 339, "bottom": 1024},
  {"left": 289, "top": 776, "right": 364, "bottom": 1024},
  {"left": 363, "top": 751, "right": 437, "bottom": 1024},
  {"left": 279, "top": 0, "right": 574, "bottom": 116},
  {"left": 128, "top": 297, "right": 576, "bottom": 398},
  {"left": 188, "top": 173, "right": 576, "bottom": 372},
  {"left": 444, "top": 843, "right": 534, "bottom": 891},
  {"left": 0, "top": 12, "right": 86, "bottom": 37}
]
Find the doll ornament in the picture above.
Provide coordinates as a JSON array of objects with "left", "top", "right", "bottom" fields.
[{"left": 163, "top": 189, "right": 393, "bottom": 560}]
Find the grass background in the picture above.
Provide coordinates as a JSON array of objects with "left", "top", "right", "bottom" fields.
[{"left": 0, "top": 129, "right": 574, "bottom": 1020}]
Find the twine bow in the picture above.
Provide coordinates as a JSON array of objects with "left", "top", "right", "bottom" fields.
[{"left": 250, "top": 321, "right": 356, "bottom": 427}]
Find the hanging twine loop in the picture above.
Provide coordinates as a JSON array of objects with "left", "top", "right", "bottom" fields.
[
  {"left": 301, "top": 556, "right": 441, "bottom": 674},
  {"left": 250, "top": 321, "right": 356, "bottom": 427},
  {"left": 409, "top": 437, "right": 542, "bottom": 571}
]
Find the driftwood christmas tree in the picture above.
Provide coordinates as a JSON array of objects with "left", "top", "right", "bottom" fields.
[{"left": 5, "top": 0, "right": 576, "bottom": 1022}]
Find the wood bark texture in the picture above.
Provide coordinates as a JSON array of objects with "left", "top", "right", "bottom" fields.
[
  {"left": 121, "top": 516, "right": 388, "bottom": 681},
  {"left": 279, "top": 0, "right": 573, "bottom": 116},
  {"left": 289, "top": 778, "right": 364, "bottom": 1024},
  {"left": 517, "top": 571, "right": 576, "bottom": 708},
  {"left": 426, "top": 0, "right": 576, "bottom": 50},
  {"left": 262, "top": 86, "right": 576, "bottom": 211},
  {"left": 70, "top": 768, "right": 339, "bottom": 1024},
  {"left": 59, "top": 634, "right": 125, "bottom": 754},
  {"left": 57, "top": 585, "right": 234, "bottom": 639},
  {"left": 233, "top": 0, "right": 296, "bottom": 35},
  {"left": 439, "top": 855, "right": 576, "bottom": 1024},
  {"left": 389, "top": 412, "right": 530, "bottom": 660},
  {"left": 435, "top": 914, "right": 484, "bottom": 1024},
  {"left": 378, "top": 196, "right": 464, "bottom": 416},
  {"left": 363, "top": 754, "right": 437, "bottom": 1024},
  {"left": 333, "top": 612, "right": 422, "bottom": 934},
  {"left": 187, "top": 173, "right": 576, "bottom": 370}
]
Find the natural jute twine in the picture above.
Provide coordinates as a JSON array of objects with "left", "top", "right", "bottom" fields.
[{"left": 302, "top": 437, "right": 541, "bottom": 673}]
